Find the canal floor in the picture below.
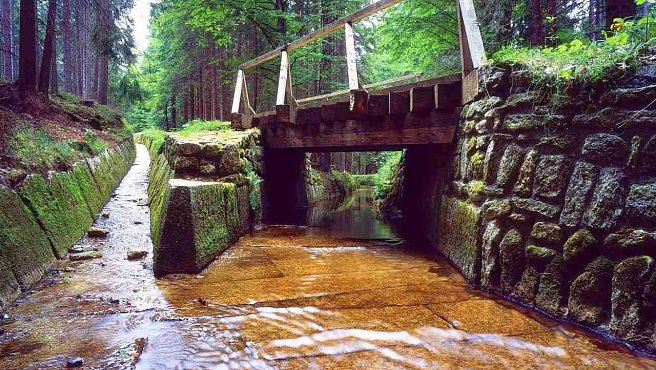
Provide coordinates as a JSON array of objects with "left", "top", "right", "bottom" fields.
[{"left": 1, "top": 144, "right": 655, "bottom": 369}]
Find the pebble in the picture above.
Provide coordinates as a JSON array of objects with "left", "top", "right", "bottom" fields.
[
  {"left": 69, "top": 251, "right": 103, "bottom": 261},
  {"left": 68, "top": 245, "right": 98, "bottom": 254},
  {"left": 127, "top": 250, "right": 148, "bottom": 261},
  {"left": 134, "top": 221, "right": 143, "bottom": 225},
  {"left": 101, "top": 213, "right": 110, "bottom": 218},
  {"left": 88, "top": 227, "right": 109, "bottom": 238},
  {"left": 66, "top": 357, "right": 84, "bottom": 368}
]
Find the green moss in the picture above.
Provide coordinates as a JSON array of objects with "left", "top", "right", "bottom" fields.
[
  {"left": 468, "top": 181, "right": 486, "bottom": 197},
  {"left": 0, "top": 187, "right": 54, "bottom": 290},
  {"left": 191, "top": 183, "right": 231, "bottom": 266},
  {"left": 438, "top": 197, "right": 482, "bottom": 283}
]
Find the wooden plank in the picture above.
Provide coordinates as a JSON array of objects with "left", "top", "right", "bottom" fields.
[
  {"left": 458, "top": 0, "right": 486, "bottom": 72},
  {"left": 276, "top": 51, "right": 290, "bottom": 105},
  {"left": 231, "top": 70, "right": 244, "bottom": 114},
  {"left": 435, "top": 82, "right": 463, "bottom": 109},
  {"left": 411, "top": 86, "right": 436, "bottom": 113},
  {"left": 239, "top": 0, "right": 404, "bottom": 70},
  {"left": 389, "top": 91, "right": 410, "bottom": 115},
  {"left": 264, "top": 125, "right": 457, "bottom": 149},
  {"left": 349, "top": 90, "right": 368, "bottom": 118},
  {"left": 230, "top": 112, "right": 243, "bottom": 130},
  {"left": 462, "top": 69, "right": 479, "bottom": 104},
  {"left": 335, "top": 101, "right": 350, "bottom": 121},
  {"left": 321, "top": 103, "right": 336, "bottom": 122},
  {"left": 345, "top": 22, "right": 359, "bottom": 90},
  {"left": 276, "top": 104, "right": 296, "bottom": 125},
  {"left": 368, "top": 94, "right": 389, "bottom": 117}
]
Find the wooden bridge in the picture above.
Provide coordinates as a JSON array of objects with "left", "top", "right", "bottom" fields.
[{"left": 230, "top": 0, "right": 486, "bottom": 151}]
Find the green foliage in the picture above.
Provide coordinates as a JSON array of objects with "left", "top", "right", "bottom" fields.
[
  {"left": 372, "top": 151, "right": 403, "bottom": 200},
  {"left": 176, "top": 120, "right": 231, "bottom": 136}
]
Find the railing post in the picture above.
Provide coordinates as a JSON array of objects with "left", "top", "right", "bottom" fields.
[
  {"left": 345, "top": 22, "right": 367, "bottom": 118},
  {"left": 458, "top": 0, "right": 487, "bottom": 104},
  {"left": 230, "top": 69, "right": 255, "bottom": 129},
  {"left": 276, "top": 50, "right": 297, "bottom": 125}
]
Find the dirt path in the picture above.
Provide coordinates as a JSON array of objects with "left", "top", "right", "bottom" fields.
[{"left": 0, "top": 144, "right": 654, "bottom": 369}]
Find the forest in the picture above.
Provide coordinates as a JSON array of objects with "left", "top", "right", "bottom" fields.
[{"left": 0, "top": 0, "right": 653, "bottom": 133}]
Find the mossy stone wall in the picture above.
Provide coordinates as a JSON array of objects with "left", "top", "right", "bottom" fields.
[{"left": 0, "top": 140, "right": 136, "bottom": 309}]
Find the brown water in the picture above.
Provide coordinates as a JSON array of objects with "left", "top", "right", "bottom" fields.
[{"left": 1, "top": 144, "right": 656, "bottom": 369}]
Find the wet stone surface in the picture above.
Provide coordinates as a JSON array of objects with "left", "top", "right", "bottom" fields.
[{"left": 1, "top": 145, "right": 656, "bottom": 369}]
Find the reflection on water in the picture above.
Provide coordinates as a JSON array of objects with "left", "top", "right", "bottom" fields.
[
  {"left": 1, "top": 145, "right": 656, "bottom": 369},
  {"left": 304, "top": 187, "right": 401, "bottom": 241}
]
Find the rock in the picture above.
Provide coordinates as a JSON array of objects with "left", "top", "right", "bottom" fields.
[
  {"left": 88, "top": 227, "right": 109, "bottom": 238},
  {"left": 475, "top": 119, "right": 491, "bottom": 134},
  {"left": 508, "top": 213, "right": 529, "bottom": 223},
  {"left": 463, "top": 96, "right": 503, "bottom": 120},
  {"left": 203, "top": 144, "right": 223, "bottom": 159},
  {"left": 134, "top": 221, "right": 143, "bottom": 225},
  {"left": 174, "top": 142, "right": 202, "bottom": 157},
  {"left": 509, "top": 70, "right": 531, "bottom": 91},
  {"left": 499, "top": 229, "right": 525, "bottom": 294},
  {"left": 513, "top": 149, "right": 538, "bottom": 198},
  {"left": 644, "top": 136, "right": 656, "bottom": 170},
  {"left": 0, "top": 327, "right": 4, "bottom": 335},
  {"left": 625, "top": 182, "right": 656, "bottom": 226},
  {"left": 535, "top": 155, "right": 568, "bottom": 199},
  {"left": 482, "top": 199, "right": 511, "bottom": 220},
  {"left": 173, "top": 156, "right": 199, "bottom": 174},
  {"left": 66, "top": 357, "right": 84, "bottom": 368},
  {"left": 483, "top": 138, "right": 507, "bottom": 184},
  {"left": 218, "top": 145, "right": 242, "bottom": 176},
  {"left": 627, "top": 136, "right": 642, "bottom": 169},
  {"left": 560, "top": 162, "right": 598, "bottom": 227},
  {"left": 70, "top": 251, "right": 102, "bottom": 261},
  {"left": 568, "top": 257, "right": 614, "bottom": 326},
  {"left": 582, "top": 167, "right": 626, "bottom": 231},
  {"left": 496, "top": 143, "right": 524, "bottom": 189},
  {"left": 127, "top": 250, "right": 148, "bottom": 261},
  {"left": 199, "top": 160, "right": 217, "bottom": 175},
  {"left": 481, "top": 221, "right": 503, "bottom": 289},
  {"left": 511, "top": 197, "right": 560, "bottom": 219},
  {"left": 537, "top": 134, "right": 577, "bottom": 151},
  {"left": 68, "top": 245, "right": 98, "bottom": 254},
  {"left": 581, "top": 133, "right": 628, "bottom": 164},
  {"left": 512, "top": 266, "right": 539, "bottom": 304},
  {"left": 101, "top": 213, "right": 110, "bottom": 219},
  {"left": 530, "top": 222, "right": 562, "bottom": 244},
  {"left": 504, "top": 114, "right": 566, "bottom": 132},
  {"left": 604, "top": 229, "right": 656, "bottom": 257},
  {"left": 563, "top": 230, "right": 597, "bottom": 269},
  {"left": 526, "top": 245, "right": 557, "bottom": 267},
  {"left": 536, "top": 256, "right": 565, "bottom": 316},
  {"left": 611, "top": 256, "right": 654, "bottom": 343}
]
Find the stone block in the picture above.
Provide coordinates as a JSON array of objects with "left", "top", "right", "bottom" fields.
[
  {"left": 582, "top": 133, "right": 628, "bottom": 164},
  {"left": 611, "top": 256, "right": 654, "bottom": 344},
  {"left": 568, "top": 257, "right": 614, "bottom": 326},
  {"left": 582, "top": 167, "right": 626, "bottom": 231},
  {"left": 530, "top": 222, "right": 562, "bottom": 244},
  {"left": 514, "top": 149, "right": 538, "bottom": 198},
  {"left": 496, "top": 143, "right": 524, "bottom": 189},
  {"left": 499, "top": 229, "right": 525, "bottom": 294},
  {"left": 644, "top": 136, "right": 656, "bottom": 170},
  {"left": 174, "top": 141, "right": 203, "bottom": 157},
  {"left": 504, "top": 114, "right": 566, "bottom": 132},
  {"left": 437, "top": 197, "right": 482, "bottom": 283},
  {"left": 536, "top": 256, "right": 565, "bottom": 316},
  {"left": 535, "top": 155, "right": 568, "bottom": 199},
  {"left": 481, "top": 221, "right": 503, "bottom": 289},
  {"left": 625, "top": 182, "right": 656, "bottom": 227},
  {"left": 563, "top": 229, "right": 598, "bottom": 269},
  {"left": 604, "top": 229, "right": 656, "bottom": 257},
  {"left": 512, "top": 266, "right": 539, "bottom": 304},
  {"left": 482, "top": 199, "right": 511, "bottom": 220},
  {"left": 560, "top": 162, "right": 598, "bottom": 227},
  {"left": 526, "top": 245, "right": 558, "bottom": 268},
  {"left": 511, "top": 197, "right": 560, "bottom": 219}
]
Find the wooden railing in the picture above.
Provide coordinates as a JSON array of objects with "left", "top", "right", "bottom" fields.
[{"left": 231, "top": 0, "right": 486, "bottom": 129}]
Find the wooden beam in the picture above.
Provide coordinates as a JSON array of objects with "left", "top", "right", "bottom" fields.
[
  {"left": 276, "top": 51, "right": 290, "bottom": 105},
  {"left": 458, "top": 0, "right": 486, "bottom": 72},
  {"left": 277, "top": 104, "right": 295, "bottom": 125},
  {"left": 231, "top": 70, "right": 244, "bottom": 114},
  {"left": 239, "top": 0, "right": 404, "bottom": 71},
  {"left": 264, "top": 125, "right": 458, "bottom": 149},
  {"left": 368, "top": 94, "right": 389, "bottom": 117},
  {"left": 389, "top": 91, "right": 410, "bottom": 115},
  {"left": 345, "top": 22, "right": 359, "bottom": 91},
  {"left": 411, "top": 86, "right": 436, "bottom": 113},
  {"left": 435, "top": 82, "right": 463, "bottom": 109},
  {"left": 349, "top": 90, "right": 368, "bottom": 118}
]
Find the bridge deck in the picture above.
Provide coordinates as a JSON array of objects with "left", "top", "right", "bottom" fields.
[{"left": 232, "top": 73, "right": 463, "bottom": 150}]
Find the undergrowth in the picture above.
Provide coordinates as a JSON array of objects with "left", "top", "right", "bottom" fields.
[{"left": 176, "top": 120, "right": 231, "bottom": 136}]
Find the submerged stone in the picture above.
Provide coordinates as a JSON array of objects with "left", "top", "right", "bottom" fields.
[
  {"left": 66, "top": 357, "right": 84, "bottom": 368},
  {"left": 88, "top": 227, "right": 109, "bottom": 238},
  {"left": 69, "top": 251, "right": 103, "bottom": 261},
  {"left": 127, "top": 250, "right": 148, "bottom": 261}
]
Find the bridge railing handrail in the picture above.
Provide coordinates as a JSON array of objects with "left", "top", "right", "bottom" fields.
[{"left": 231, "top": 0, "right": 486, "bottom": 128}]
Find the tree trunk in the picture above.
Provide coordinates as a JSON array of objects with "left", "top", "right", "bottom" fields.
[
  {"left": 50, "top": 34, "right": 57, "bottom": 93},
  {"left": 17, "top": 0, "right": 37, "bottom": 97},
  {"left": 528, "top": 0, "right": 543, "bottom": 45},
  {"left": 189, "top": 82, "right": 195, "bottom": 120},
  {"left": 2, "top": 0, "right": 14, "bottom": 79},
  {"left": 61, "top": 0, "right": 72, "bottom": 92},
  {"left": 38, "top": 0, "right": 56, "bottom": 94},
  {"left": 545, "top": 0, "right": 557, "bottom": 46},
  {"left": 95, "top": 0, "right": 110, "bottom": 104},
  {"left": 171, "top": 95, "right": 177, "bottom": 128}
]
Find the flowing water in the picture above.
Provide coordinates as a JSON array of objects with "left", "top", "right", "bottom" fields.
[{"left": 1, "top": 144, "right": 656, "bottom": 369}]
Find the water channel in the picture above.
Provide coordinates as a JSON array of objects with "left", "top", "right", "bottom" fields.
[{"left": 1, "top": 144, "right": 655, "bottom": 369}]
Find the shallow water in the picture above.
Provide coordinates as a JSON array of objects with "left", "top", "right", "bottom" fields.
[{"left": 1, "top": 144, "right": 655, "bottom": 369}]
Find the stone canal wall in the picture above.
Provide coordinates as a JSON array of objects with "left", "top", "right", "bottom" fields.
[
  {"left": 137, "top": 130, "right": 264, "bottom": 276},
  {"left": 392, "top": 58, "right": 656, "bottom": 353},
  {"left": 0, "top": 140, "right": 136, "bottom": 309}
]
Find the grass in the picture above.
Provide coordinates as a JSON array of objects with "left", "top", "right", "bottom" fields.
[
  {"left": 8, "top": 124, "right": 108, "bottom": 172},
  {"left": 176, "top": 120, "right": 231, "bottom": 137}
]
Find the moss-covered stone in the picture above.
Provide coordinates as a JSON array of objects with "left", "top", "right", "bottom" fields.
[
  {"left": 536, "top": 256, "right": 565, "bottom": 316},
  {"left": 610, "top": 256, "right": 654, "bottom": 344},
  {"left": 499, "top": 229, "right": 525, "bottom": 294},
  {"left": 438, "top": 197, "right": 481, "bottom": 283},
  {"left": 568, "top": 257, "right": 614, "bottom": 326},
  {"left": 563, "top": 229, "right": 598, "bottom": 269}
]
